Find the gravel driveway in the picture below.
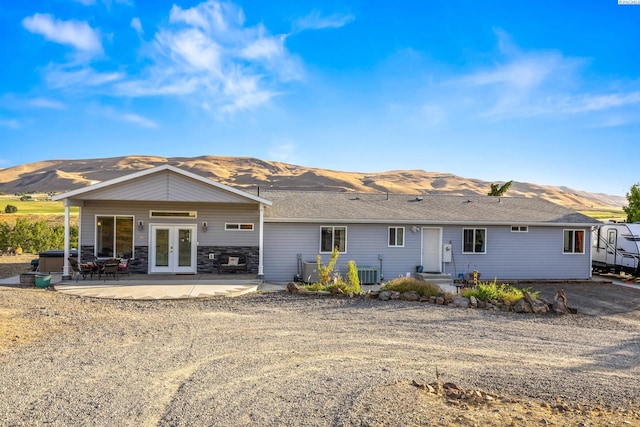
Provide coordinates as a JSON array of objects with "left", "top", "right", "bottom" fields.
[{"left": 1, "top": 281, "right": 639, "bottom": 426}]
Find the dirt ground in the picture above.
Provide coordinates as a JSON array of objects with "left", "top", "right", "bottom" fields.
[{"left": 1, "top": 254, "right": 639, "bottom": 426}]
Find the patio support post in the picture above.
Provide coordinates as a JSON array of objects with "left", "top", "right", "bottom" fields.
[
  {"left": 62, "top": 203, "right": 71, "bottom": 279},
  {"left": 258, "top": 204, "right": 264, "bottom": 277}
]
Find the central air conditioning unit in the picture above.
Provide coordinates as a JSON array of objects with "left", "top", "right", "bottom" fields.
[
  {"left": 302, "top": 261, "right": 319, "bottom": 283},
  {"left": 357, "top": 266, "right": 380, "bottom": 285}
]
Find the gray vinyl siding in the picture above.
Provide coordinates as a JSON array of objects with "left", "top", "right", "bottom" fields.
[
  {"left": 263, "top": 222, "right": 593, "bottom": 282},
  {"left": 80, "top": 201, "right": 260, "bottom": 256},
  {"left": 263, "top": 222, "right": 423, "bottom": 282},
  {"left": 79, "top": 171, "right": 252, "bottom": 203},
  {"left": 441, "top": 225, "right": 592, "bottom": 280}
]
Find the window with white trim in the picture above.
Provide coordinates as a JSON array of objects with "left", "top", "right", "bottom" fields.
[
  {"left": 563, "top": 229, "right": 585, "bottom": 254},
  {"left": 96, "top": 215, "right": 134, "bottom": 258},
  {"left": 388, "top": 227, "right": 404, "bottom": 247},
  {"left": 511, "top": 226, "right": 528, "bottom": 232},
  {"left": 150, "top": 210, "right": 197, "bottom": 218},
  {"left": 320, "top": 226, "right": 347, "bottom": 253},
  {"left": 463, "top": 228, "right": 486, "bottom": 253},
  {"left": 225, "top": 223, "right": 254, "bottom": 231}
]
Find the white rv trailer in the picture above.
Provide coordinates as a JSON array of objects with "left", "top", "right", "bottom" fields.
[{"left": 592, "top": 222, "right": 640, "bottom": 277}]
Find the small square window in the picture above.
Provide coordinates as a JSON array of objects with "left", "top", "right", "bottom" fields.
[
  {"left": 463, "top": 228, "right": 486, "bottom": 253},
  {"left": 388, "top": 227, "right": 404, "bottom": 247},
  {"left": 563, "top": 229, "right": 585, "bottom": 254},
  {"left": 511, "top": 226, "right": 528, "bottom": 232}
]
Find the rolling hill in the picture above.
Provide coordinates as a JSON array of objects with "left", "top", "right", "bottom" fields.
[{"left": 0, "top": 155, "right": 627, "bottom": 211}]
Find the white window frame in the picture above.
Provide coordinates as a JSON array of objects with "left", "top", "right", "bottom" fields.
[
  {"left": 563, "top": 229, "right": 585, "bottom": 254},
  {"left": 225, "top": 223, "right": 255, "bottom": 231},
  {"left": 462, "top": 228, "right": 486, "bottom": 254},
  {"left": 511, "top": 226, "right": 528, "bottom": 232},
  {"left": 388, "top": 226, "right": 405, "bottom": 247},
  {"left": 320, "top": 226, "right": 347, "bottom": 253}
]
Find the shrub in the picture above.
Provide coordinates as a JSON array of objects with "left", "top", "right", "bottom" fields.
[
  {"left": 4, "top": 205, "right": 17, "bottom": 213},
  {"left": 462, "top": 279, "right": 539, "bottom": 305},
  {"left": 304, "top": 250, "right": 362, "bottom": 294},
  {"left": 316, "top": 247, "right": 339, "bottom": 286},
  {"left": 346, "top": 260, "right": 360, "bottom": 293},
  {"left": 381, "top": 277, "right": 443, "bottom": 297}
]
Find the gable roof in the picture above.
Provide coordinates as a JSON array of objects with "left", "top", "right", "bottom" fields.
[
  {"left": 258, "top": 190, "right": 601, "bottom": 226},
  {"left": 52, "top": 165, "right": 272, "bottom": 205}
]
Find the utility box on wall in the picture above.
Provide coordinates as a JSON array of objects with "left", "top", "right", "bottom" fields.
[{"left": 442, "top": 244, "right": 453, "bottom": 263}]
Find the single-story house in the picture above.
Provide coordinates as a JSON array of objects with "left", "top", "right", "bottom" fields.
[{"left": 53, "top": 165, "right": 601, "bottom": 282}]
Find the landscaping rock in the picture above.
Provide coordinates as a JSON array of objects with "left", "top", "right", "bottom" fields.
[
  {"left": 400, "top": 291, "right": 420, "bottom": 301},
  {"left": 513, "top": 298, "right": 533, "bottom": 313},
  {"left": 378, "top": 291, "right": 392, "bottom": 301},
  {"left": 469, "top": 296, "right": 478, "bottom": 308},
  {"left": 436, "top": 296, "right": 445, "bottom": 305},
  {"left": 523, "top": 290, "right": 549, "bottom": 314},
  {"left": 286, "top": 282, "right": 299, "bottom": 294},
  {"left": 553, "top": 289, "right": 577, "bottom": 314},
  {"left": 452, "top": 295, "right": 470, "bottom": 308},
  {"left": 390, "top": 291, "right": 401, "bottom": 300}
]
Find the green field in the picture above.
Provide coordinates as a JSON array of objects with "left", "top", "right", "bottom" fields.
[
  {"left": 0, "top": 195, "right": 78, "bottom": 226},
  {"left": 580, "top": 209, "right": 626, "bottom": 222}
]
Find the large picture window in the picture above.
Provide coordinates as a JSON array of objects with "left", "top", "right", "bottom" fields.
[
  {"left": 388, "top": 227, "right": 404, "bottom": 247},
  {"left": 563, "top": 229, "right": 585, "bottom": 254},
  {"left": 463, "top": 228, "right": 486, "bottom": 253},
  {"left": 320, "top": 226, "right": 347, "bottom": 253},
  {"left": 96, "top": 216, "right": 134, "bottom": 258}
]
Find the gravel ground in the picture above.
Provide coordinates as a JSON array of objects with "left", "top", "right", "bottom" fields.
[{"left": 1, "top": 278, "right": 640, "bottom": 426}]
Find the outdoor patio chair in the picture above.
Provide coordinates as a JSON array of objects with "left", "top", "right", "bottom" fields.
[
  {"left": 117, "top": 258, "right": 130, "bottom": 276},
  {"left": 68, "top": 257, "right": 94, "bottom": 282},
  {"left": 99, "top": 258, "right": 120, "bottom": 281}
]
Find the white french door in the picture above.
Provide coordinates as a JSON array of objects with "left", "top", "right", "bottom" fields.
[{"left": 149, "top": 225, "right": 197, "bottom": 274}]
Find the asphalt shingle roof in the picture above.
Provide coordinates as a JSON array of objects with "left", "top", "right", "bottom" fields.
[{"left": 258, "top": 191, "right": 601, "bottom": 225}]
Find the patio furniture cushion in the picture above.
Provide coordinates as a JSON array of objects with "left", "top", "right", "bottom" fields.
[{"left": 218, "top": 253, "right": 248, "bottom": 273}]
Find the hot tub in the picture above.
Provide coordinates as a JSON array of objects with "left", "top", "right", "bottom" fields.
[{"left": 38, "top": 250, "right": 78, "bottom": 273}]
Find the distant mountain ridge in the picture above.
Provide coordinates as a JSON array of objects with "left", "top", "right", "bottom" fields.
[{"left": 0, "top": 155, "right": 626, "bottom": 210}]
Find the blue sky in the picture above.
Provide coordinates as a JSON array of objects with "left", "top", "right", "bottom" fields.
[{"left": 1, "top": 1, "right": 639, "bottom": 197}]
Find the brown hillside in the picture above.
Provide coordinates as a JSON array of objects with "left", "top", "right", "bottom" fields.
[{"left": 0, "top": 155, "right": 626, "bottom": 210}]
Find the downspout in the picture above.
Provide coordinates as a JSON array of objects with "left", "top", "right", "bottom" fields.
[
  {"left": 62, "top": 202, "right": 71, "bottom": 279},
  {"left": 258, "top": 203, "right": 264, "bottom": 277}
]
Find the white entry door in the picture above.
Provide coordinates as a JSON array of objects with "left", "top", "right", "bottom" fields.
[
  {"left": 149, "top": 225, "right": 197, "bottom": 274},
  {"left": 421, "top": 227, "right": 442, "bottom": 273}
]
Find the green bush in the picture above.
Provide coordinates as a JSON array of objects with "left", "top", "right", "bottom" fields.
[
  {"left": 381, "top": 277, "right": 443, "bottom": 297},
  {"left": 304, "top": 250, "right": 361, "bottom": 294},
  {"left": 4, "top": 205, "right": 17, "bottom": 213},
  {"left": 0, "top": 218, "right": 78, "bottom": 253},
  {"left": 462, "top": 279, "right": 539, "bottom": 305}
]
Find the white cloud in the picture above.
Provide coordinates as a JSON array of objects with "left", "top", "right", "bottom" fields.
[
  {"left": 46, "top": 65, "right": 125, "bottom": 89},
  {"left": 131, "top": 17, "right": 143, "bottom": 36},
  {"left": 73, "top": 0, "right": 96, "bottom": 5},
  {"left": 268, "top": 139, "right": 301, "bottom": 164},
  {"left": 29, "top": 97, "right": 66, "bottom": 109},
  {"left": 0, "top": 118, "right": 20, "bottom": 129},
  {"left": 449, "top": 29, "right": 640, "bottom": 123},
  {"left": 22, "top": 13, "right": 103, "bottom": 55},
  {"left": 293, "top": 11, "right": 355, "bottom": 32},
  {"left": 116, "top": 0, "right": 303, "bottom": 114},
  {"left": 120, "top": 113, "right": 158, "bottom": 128}
]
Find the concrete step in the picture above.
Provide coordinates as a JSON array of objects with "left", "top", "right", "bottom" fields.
[{"left": 415, "top": 272, "right": 453, "bottom": 285}]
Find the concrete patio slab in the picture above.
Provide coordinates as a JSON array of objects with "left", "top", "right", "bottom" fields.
[{"left": 0, "top": 273, "right": 285, "bottom": 300}]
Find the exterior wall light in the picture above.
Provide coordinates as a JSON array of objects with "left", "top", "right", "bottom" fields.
[
  {"left": 202, "top": 222, "right": 208, "bottom": 232},
  {"left": 138, "top": 220, "right": 144, "bottom": 231}
]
